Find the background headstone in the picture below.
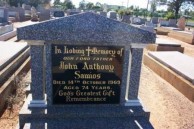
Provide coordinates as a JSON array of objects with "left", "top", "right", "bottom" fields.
[
  {"left": 159, "top": 19, "right": 169, "bottom": 26},
  {"left": 121, "top": 15, "right": 131, "bottom": 24},
  {"left": 66, "top": 9, "right": 81, "bottom": 16},
  {"left": 177, "top": 17, "right": 186, "bottom": 30},
  {"left": 145, "top": 21, "right": 155, "bottom": 27},
  {"left": 22, "top": 4, "right": 31, "bottom": 10},
  {"left": 31, "top": 7, "right": 38, "bottom": 21},
  {"left": 98, "top": 11, "right": 107, "bottom": 17},
  {"left": 18, "top": 7, "right": 25, "bottom": 21},
  {"left": 107, "top": 11, "right": 117, "bottom": 20},
  {"left": 168, "top": 19, "right": 177, "bottom": 27},
  {"left": 151, "top": 17, "right": 158, "bottom": 24},
  {"left": 140, "top": 25, "right": 154, "bottom": 33},
  {"left": 0, "top": 7, "right": 8, "bottom": 24},
  {"left": 53, "top": 11, "right": 64, "bottom": 17},
  {"left": 131, "top": 17, "right": 141, "bottom": 25},
  {"left": 38, "top": 9, "right": 50, "bottom": 22},
  {"left": 8, "top": 7, "right": 25, "bottom": 22}
]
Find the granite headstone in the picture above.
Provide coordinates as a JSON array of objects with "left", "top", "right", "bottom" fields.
[{"left": 17, "top": 12, "right": 155, "bottom": 129}]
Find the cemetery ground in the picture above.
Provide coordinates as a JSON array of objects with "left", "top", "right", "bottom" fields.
[{"left": 0, "top": 35, "right": 194, "bottom": 128}]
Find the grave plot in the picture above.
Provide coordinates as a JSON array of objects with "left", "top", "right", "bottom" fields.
[
  {"left": 168, "top": 31, "right": 194, "bottom": 45},
  {"left": 156, "top": 27, "right": 181, "bottom": 35},
  {"left": 0, "top": 41, "right": 30, "bottom": 113},
  {"left": 146, "top": 37, "right": 184, "bottom": 52},
  {"left": 144, "top": 51, "right": 194, "bottom": 102}
]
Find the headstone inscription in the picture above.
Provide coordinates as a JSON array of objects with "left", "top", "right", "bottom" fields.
[
  {"left": 17, "top": 12, "right": 155, "bottom": 129},
  {"left": 52, "top": 45, "right": 124, "bottom": 104}
]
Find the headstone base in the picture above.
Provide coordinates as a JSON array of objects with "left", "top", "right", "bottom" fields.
[
  {"left": 19, "top": 94, "right": 153, "bottom": 129},
  {"left": 28, "top": 100, "right": 47, "bottom": 108},
  {"left": 125, "top": 99, "right": 142, "bottom": 106}
]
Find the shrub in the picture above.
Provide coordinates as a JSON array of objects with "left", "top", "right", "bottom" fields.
[{"left": 165, "top": 12, "right": 176, "bottom": 19}]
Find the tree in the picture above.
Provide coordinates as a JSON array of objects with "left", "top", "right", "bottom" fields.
[
  {"left": 79, "top": 0, "right": 86, "bottom": 10},
  {"left": 28, "top": 0, "right": 50, "bottom": 7},
  {"left": 61, "top": 0, "right": 75, "bottom": 10},
  {"left": 165, "top": 11, "right": 176, "bottom": 19},
  {"left": 0, "top": 0, "right": 9, "bottom": 6},
  {"left": 29, "top": 0, "right": 41, "bottom": 7},
  {"left": 53, "top": 0, "right": 61, "bottom": 6},
  {"left": 129, "top": 5, "right": 134, "bottom": 10},
  {"left": 150, "top": 0, "right": 157, "bottom": 12},
  {"left": 95, "top": 2, "right": 103, "bottom": 11},
  {"left": 95, "top": 2, "right": 101, "bottom": 7},
  {"left": 139, "top": 8, "right": 148, "bottom": 17},
  {"left": 92, "top": 5, "right": 101, "bottom": 11},
  {"left": 159, "top": 0, "right": 194, "bottom": 18},
  {"left": 133, "top": 6, "right": 140, "bottom": 17},
  {"left": 86, "top": 2, "right": 93, "bottom": 10},
  {"left": 8, "top": 0, "right": 23, "bottom": 7}
]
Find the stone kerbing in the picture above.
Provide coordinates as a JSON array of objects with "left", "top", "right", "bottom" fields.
[{"left": 143, "top": 54, "right": 194, "bottom": 102}]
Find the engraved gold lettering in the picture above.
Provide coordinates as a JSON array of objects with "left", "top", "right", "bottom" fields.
[
  {"left": 54, "top": 46, "right": 62, "bottom": 54},
  {"left": 76, "top": 90, "right": 101, "bottom": 96},
  {"left": 102, "top": 90, "right": 115, "bottom": 96},
  {"left": 65, "top": 96, "right": 106, "bottom": 102},
  {"left": 53, "top": 80, "right": 66, "bottom": 85},
  {"left": 91, "top": 86, "right": 111, "bottom": 90},
  {"left": 64, "top": 46, "right": 85, "bottom": 56},
  {"left": 59, "top": 62, "right": 78, "bottom": 70},
  {"left": 82, "top": 62, "right": 114, "bottom": 72},
  {"left": 74, "top": 71, "right": 101, "bottom": 79},
  {"left": 63, "top": 86, "right": 79, "bottom": 90},
  {"left": 86, "top": 47, "right": 118, "bottom": 57},
  {"left": 58, "top": 90, "right": 74, "bottom": 96},
  {"left": 82, "top": 80, "right": 106, "bottom": 85}
]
